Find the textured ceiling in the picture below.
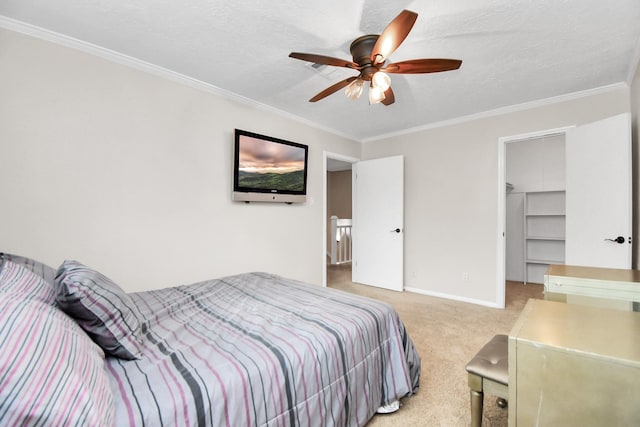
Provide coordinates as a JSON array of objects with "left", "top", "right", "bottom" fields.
[{"left": 1, "top": 0, "right": 640, "bottom": 142}]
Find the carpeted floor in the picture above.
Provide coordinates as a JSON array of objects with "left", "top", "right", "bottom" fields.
[{"left": 327, "top": 263, "right": 543, "bottom": 427}]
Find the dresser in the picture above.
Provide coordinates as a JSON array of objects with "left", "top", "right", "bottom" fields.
[
  {"left": 508, "top": 299, "right": 640, "bottom": 426},
  {"left": 544, "top": 264, "right": 640, "bottom": 311}
]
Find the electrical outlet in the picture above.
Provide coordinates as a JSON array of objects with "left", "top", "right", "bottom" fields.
[{"left": 462, "top": 272, "right": 470, "bottom": 281}]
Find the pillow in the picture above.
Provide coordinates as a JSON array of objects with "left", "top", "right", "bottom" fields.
[
  {"left": 0, "top": 293, "right": 115, "bottom": 426},
  {"left": 55, "top": 260, "right": 143, "bottom": 360},
  {"left": 0, "top": 252, "right": 57, "bottom": 289},
  {"left": 0, "top": 259, "right": 56, "bottom": 305}
]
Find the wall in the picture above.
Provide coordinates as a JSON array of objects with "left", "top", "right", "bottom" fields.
[
  {"left": 362, "top": 88, "right": 630, "bottom": 306},
  {"left": 505, "top": 192, "right": 524, "bottom": 281},
  {"left": 2, "top": 26, "right": 637, "bottom": 305},
  {"left": 506, "top": 135, "right": 565, "bottom": 193},
  {"left": 632, "top": 59, "right": 640, "bottom": 269},
  {"left": 0, "top": 28, "right": 360, "bottom": 291},
  {"left": 327, "top": 170, "right": 352, "bottom": 219}
]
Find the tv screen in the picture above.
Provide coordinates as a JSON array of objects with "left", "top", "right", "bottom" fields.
[{"left": 233, "top": 129, "right": 308, "bottom": 203}]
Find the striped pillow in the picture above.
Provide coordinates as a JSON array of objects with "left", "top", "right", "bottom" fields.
[
  {"left": 0, "top": 293, "right": 115, "bottom": 426},
  {"left": 0, "top": 259, "right": 56, "bottom": 305},
  {"left": 55, "top": 260, "right": 143, "bottom": 360},
  {"left": 0, "top": 252, "right": 57, "bottom": 289}
]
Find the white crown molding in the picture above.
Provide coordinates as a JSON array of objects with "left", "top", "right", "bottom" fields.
[
  {"left": 362, "top": 82, "right": 629, "bottom": 143},
  {"left": 1, "top": 15, "right": 632, "bottom": 146},
  {"left": 0, "top": 16, "right": 357, "bottom": 143}
]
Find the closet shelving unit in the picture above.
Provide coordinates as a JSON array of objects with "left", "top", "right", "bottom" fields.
[{"left": 524, "top": 190, "right": 566, "bottom": 284}]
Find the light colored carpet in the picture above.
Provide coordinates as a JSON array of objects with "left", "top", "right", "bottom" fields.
[{"left": 327, "top": 264, "right": 543, "bottom": 427}]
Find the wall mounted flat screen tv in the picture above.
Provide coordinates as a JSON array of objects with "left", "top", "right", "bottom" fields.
[{"left": 233, "top": 129, "right": 309, "bottom": 203}]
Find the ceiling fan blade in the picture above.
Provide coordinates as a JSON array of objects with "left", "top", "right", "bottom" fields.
[
  {"left": 384, "top": 58, "right": 462, "bottom": 74},
  {"left": 382, "top": 87, "right": 395, "bottom": 106},
  {"left": 289, "top": 52, "right": 359, "bottom": 69},
  {"left": 309, "top": 76, "right": 358, "bottom": 102},
  {"left": 370, "top": 10, "right": 418, "bottom": 64}
]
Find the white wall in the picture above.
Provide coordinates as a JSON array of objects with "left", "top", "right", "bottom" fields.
[
  {"left": 631, "top": 59, "right": 640, "bottom": 270},
  {"left": 505, "top": 192, "right": 524, "bottom": 281},
  {"left": 0, "top": 28, "right": 360, "bottom": 291},
  {"left": 362, "top": 89, "right": 630, "bottom": 305},
  {"left": 506, "top": 134, "right": 565, "bottom": 193}
]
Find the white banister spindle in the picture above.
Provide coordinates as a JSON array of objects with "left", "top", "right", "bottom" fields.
[
  {"left": 329, "top": 216, "right": 352, "bottom": 265},
  {"left": 330, "top": 216, "right": 338, "bottom": 265}
]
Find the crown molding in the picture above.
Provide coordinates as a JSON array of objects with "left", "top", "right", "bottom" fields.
[
  {"left": 0, "top": 16, "right": 357, "bottom": 143},
  {"left": 1, "top": 15, "right": 632, "bottom": 146},
  {"left": 362, "top": 82, "right": 629, "bottom": 143}
]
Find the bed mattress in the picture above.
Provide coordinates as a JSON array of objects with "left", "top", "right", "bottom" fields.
[{"left": 106, "top": 272, "right": 420, "bottom": 427}]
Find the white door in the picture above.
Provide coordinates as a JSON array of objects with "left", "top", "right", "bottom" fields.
[
  {"left": 565, "top": 113, "right": 632, "bottom": 269},
  {"left": 352, "top": 156, "right": 404, "bottom": 291}
]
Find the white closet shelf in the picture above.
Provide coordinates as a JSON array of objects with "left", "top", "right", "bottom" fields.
[
  {"left": 523, "top": 190, "right": 566, "bottom": 284},
  {"left": 526, "top": 258, "right": 565, "bottom": 265}
]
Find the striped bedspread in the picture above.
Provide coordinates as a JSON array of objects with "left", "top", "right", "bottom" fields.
[{"left": 106, "top": 272, "right": 420, "bottom": 427}]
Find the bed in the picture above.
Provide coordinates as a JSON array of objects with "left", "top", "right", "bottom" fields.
[{"left": 0, "top": 254, "right": 420, "bottom": 427}]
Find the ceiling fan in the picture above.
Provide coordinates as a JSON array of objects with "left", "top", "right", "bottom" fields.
[{"left": 289, "top": 10, "right": 462, "bottom": 106}]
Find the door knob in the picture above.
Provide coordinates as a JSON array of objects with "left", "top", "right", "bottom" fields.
[
  {"left": 390, "top": 228, "right": 401, "bottom": 233},
  {"left": 604, "top": 236, "right": 625, "bottom": 244}
]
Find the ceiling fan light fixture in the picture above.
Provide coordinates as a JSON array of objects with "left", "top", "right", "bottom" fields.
[
  {"left": 372, "top": 71, "right": 391, "bottom": 91},
  {"left": 369, "top": 84, "right": 386, "bottom": 105},
  {"left": 289, "top": 9, "right": 461, "bottom": 106},
  {"left": 373, "top": 53, "right": 385, "bottom": 65},
  {"left": 345, "top": 78, "right": 364, "bottom": 100}
]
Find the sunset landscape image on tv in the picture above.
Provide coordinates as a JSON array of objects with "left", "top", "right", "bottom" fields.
[{"left": 238, "top": 136, "right": 306, "bottom": 192}]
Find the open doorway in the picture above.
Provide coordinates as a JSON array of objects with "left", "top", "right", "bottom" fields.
[
  {"left": 499, "top": 114, "right": 633, "bottom": 308},
  {"left": 323, "top": 153, "right": 357, "bottom": 288},
  {"left": 505, "top": 134, "right": 566, "bottom": 305},
  {"left": 498, "top": 126, "right": 571, "bottom": 307},
  {"left": 322, "top": 153, "right": 406, "bottom": 291}
]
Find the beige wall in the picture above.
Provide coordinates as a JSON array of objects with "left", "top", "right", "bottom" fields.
[
  {"left": 2, "top": 26, "right": 638, "bottom": 305},
  {"left": 362, "top": 88, "right": 631, "bottom": 305},
  {"left": 0, "top": 28, "right": 360, "bottom": 291},
  {"left": 327, "top": 170, "right": 352, "bottom": 219}
]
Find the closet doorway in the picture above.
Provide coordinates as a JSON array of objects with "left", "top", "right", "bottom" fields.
[
  {"left": 498, "top": 113, "right": 632, "bottom": 308},
  {"left": 505, "top": 134, "right": 566, "bottom": 285},
  {"left": 498, "top": 126, "right": 572, "bottom": 308}
]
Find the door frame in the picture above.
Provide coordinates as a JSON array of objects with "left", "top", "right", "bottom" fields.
[
  {"left": 497, "top": 125, "right": 574, "bottom": 308},
  {"left": 322, "top": 151, "right": 359, "bottom": 288}
]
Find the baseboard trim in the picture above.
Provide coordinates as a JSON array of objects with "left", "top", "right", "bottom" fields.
[{"left": 404, "top": 286, "right": 502, "bottom": 308}]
